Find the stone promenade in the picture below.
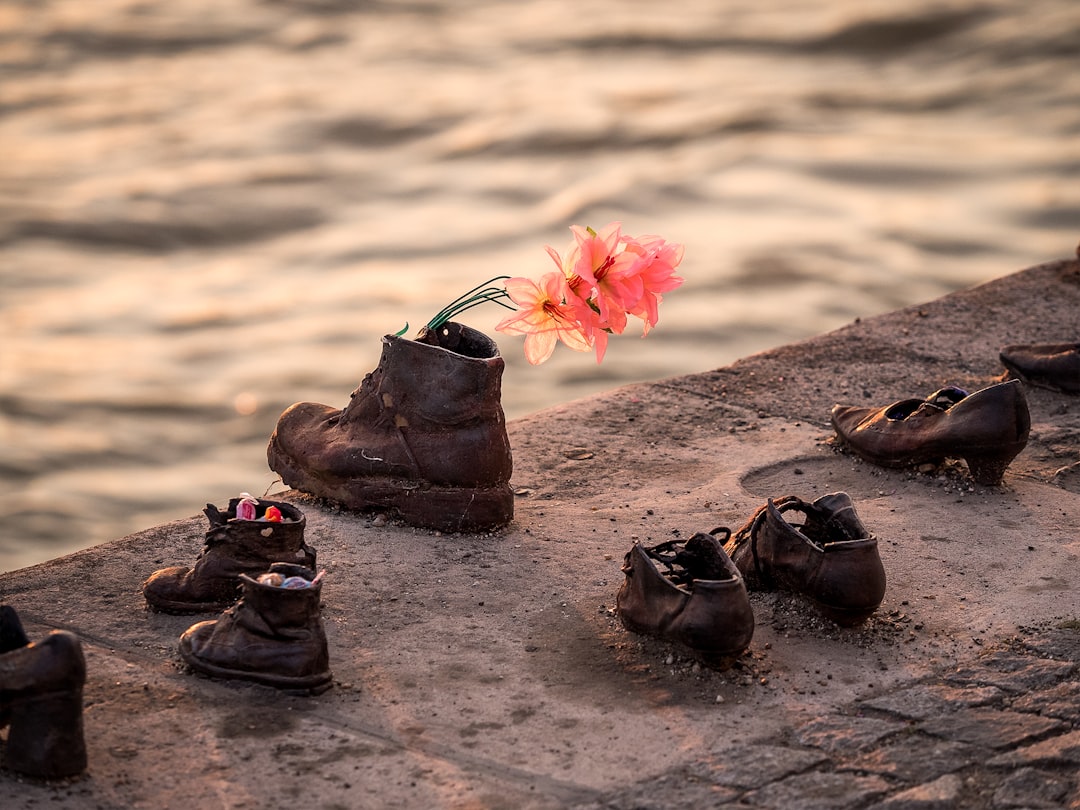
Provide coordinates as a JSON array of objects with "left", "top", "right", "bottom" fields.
[{"left": 3, "top": 255, "right": 1079, "bottom": 808}]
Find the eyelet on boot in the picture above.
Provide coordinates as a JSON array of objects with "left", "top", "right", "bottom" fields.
[
  {"left": 616, "top": 529, "right": 754, "bottom": 668},
  {"left": 267, "top": 321, "right": 514, "bottom": 533},
  {"left": 178, "top": 563, "right": 332, "bottom": 695},
  {"left": 142, "top": 497, "right": 314, "bottom": 614},
  {"left": 726, "top": 493, "right": 886, "bottom": 627},
  {"left": 0, "top": 607, "right": 87, "bottom": 779}
]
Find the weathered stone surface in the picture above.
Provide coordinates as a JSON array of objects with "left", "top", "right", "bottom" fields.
[
  {"left": 992, "top": 766, "right": 1072, "bottom": 809},
  {"left": 575, "top": 767, "right": 742, "bottom": 810},
  {"left": 861, "top": 683, "right": 1005, "bottom": 721},
  {"left": 987, "top": 729, "right": 1080, "bottom": 768},
  {"left": 747, "top": 772, "right": 889, "bottom": 810},
  {"left": 698, "top": 745, "right": 830, "bottom": 790},
  {"left": 1019, "top": 628, "right": 1080, "bottom": 663},
  {"left": 868, "top": 773, "right": 963, "bottom": 810},
  {"left": 794, "top": 714, "right": 907, "bottom": 753},
  {"left": 842, "top": 736, "right": 984, "bottom": 782},
  {"left": 1011, "top": 680, "right": 1080, "bottom": 720},
  {"left": 919, "top": 707, "right": 1064, "bottom": 749},
  {"left": 945, "top": 651, "right": 1076, "bottom": 694}
]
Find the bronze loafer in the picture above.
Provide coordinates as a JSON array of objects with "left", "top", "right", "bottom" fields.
[
  {"left": 1000, "top": 342, "right": 1080, "bottom": 394},
  {"left": 726, "top": 493, "right": 885, "bottom": 627},
  {"left": 616, "top": 529, "right": 754, "bottom": 667},
  {"left": 830, "top": 380, "right": 1030, "bottom": 485}
]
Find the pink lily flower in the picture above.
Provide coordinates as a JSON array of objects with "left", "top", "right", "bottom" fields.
[
  {"left": 620, "top": 234, "right": 685, "bottom": 334},
  {"left": 496, "top": 272, "right": 591, "bottom": 364}
]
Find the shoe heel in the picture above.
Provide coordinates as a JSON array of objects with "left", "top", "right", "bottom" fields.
[
  {"left": 5, "top": 688, "right": 87, "bottom": 778},
  {"left": 964, "top": 445, "right": 1024, "bottom": 486}
]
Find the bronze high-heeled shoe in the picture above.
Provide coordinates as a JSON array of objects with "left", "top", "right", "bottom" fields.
[
  {"left": 830, "top": 380, "right": 1030, "bottom": 485},
  {"left": 1000, "top": 342, "right": 1080, "bottom": 394}
]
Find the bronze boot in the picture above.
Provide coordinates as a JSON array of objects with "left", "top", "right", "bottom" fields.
[
  {"left": 178, "top": 563, "right": 332, "bottom": 695},
  {"left": 267, "top": 322, "right": 514, "bottom": 533},
  {"left": 142, "top": 497, "right": 313, "bottom": 613},
  {"left": 726, "top": 493, "right": 885, "bottom": 627},
  {"left": 0, "top": 609, "right": 87, "bottom": 779},
  {"left": 1000, "top": 342, "right": 1080, "bottom": 394},
  {"left": 0, "top": 605, "right": 30, "bottom": 729},
  {"left": 830, "top": 380, "right": 1030, "bottom": 485},
  {"left": 617, "top": 529, "right": 754, "bottom": 667}
]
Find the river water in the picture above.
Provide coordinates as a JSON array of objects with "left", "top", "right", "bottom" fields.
[{"left": 2, "top": 0, "right": 1078, "bottom": 572}]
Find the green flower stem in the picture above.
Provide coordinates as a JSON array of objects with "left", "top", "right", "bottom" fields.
[{"left": 426, "top": 276, "right": 515, "bottom": 331}]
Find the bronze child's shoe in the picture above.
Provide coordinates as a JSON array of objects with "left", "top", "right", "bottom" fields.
[
  {"left": 830, "top": 380, "right": 1030, "bottom": 485},
  {"left": 267, "top": 322, "right": 514, "bottom": 533},
  {"left": 142, "top": 496, "right": 313, "bottom": 613},
  {"left": 178, "top": 563, "right": 332, "bottom": 695},
  {"left": 1000, "top": 342, "right": 1080, "bottom": 394},
  {"left": 0, "top": 606, "right": 87, "bottom": 778},
  {"left": 616, "top": 529, "right": 754, "bottom": 667},
  {"left": 726, "top": 493, "right": 885, "bottom": 627}
]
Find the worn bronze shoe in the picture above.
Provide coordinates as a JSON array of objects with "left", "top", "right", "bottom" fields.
[
  {"left": 0, "top": 605, "right": 30, "bottom": 730},
  {"left": 0, "top": 609, "right": 87, "bottom": 778},
  {"left": 616, "top": 529, "right": 754, "bottom": 667},
  {"left": 830, "top": 380, "right": 1030, "bottom": 485},
  {"left": 267, "top": 322, "right": 514, "bottom": 533},
  {"left": 142, "top": 497, "right": 314, "bottom": 613},
  {"left": 1000, "top": 342, "right": 1080, "bottom": 394},
  {"left": 726, "top": 493, "right": 885, "bottom": 627},
  {"left": 178, "top": 563, "right": 332, "bottom": 695}
]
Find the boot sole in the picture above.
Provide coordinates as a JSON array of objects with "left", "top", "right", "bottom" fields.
[
  {"left": 268, "top": 437, "right": 513, "bottom": 533},
  {"left": 178, "top": 637, "right": 334, "bottom": 696},
  {"left": 144, "top": 596, "right": 236, "bottom": 615}
]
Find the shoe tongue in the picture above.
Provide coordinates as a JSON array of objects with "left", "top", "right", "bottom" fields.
[
  {"left": 884, "top": 387, "right": 968, "bottom": 420},
  {"left": 926, "top": 386, "right": 968, "bottom": 408},
  {"left": 804, "top": 493, "right": 867, "bottom": 544},
  {"left": 677, "top": 533, "right": 732, "bottom": 581}
]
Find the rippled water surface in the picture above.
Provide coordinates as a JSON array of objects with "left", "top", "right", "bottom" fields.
[{"left": 2, "top": 0, "right": 1079, "bottom": 572}]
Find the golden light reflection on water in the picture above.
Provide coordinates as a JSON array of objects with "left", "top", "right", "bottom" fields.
[{"left": 2, "top": 0, "right": 1079, "bottom": 572}]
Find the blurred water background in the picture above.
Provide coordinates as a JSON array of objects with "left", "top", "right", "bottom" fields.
[{"left": 2, "top": 0, "right": 1079, "bottom": 572}]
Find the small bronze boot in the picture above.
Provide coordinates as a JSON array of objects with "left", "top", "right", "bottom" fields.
[
  {"left": 726, "top": 493, "right": 885, "bottom": 627},
  {"left": 267, "top": 322, "right": 514, "bottom": 533},
  {"left": 178, "top": 563, "right": 332, "bottom": 695},
  {"left": 0, "top": 607, "right": 87, "bottom": 779},
  {"left": 617, "top": 529, "right": 754, "bottom": 667},
  {"left": 142, "top": 497, "right": 314, "bottom": 613}
]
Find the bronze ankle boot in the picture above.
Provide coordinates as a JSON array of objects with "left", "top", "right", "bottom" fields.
[
  {"left": 178, "top": 563, "right": 332, "bottom": 695},
  {"left": 0, "top": 609, "right": 87, "bottom": 778},
  {"left": 142, "top": 497, "right": 314, "bottom": 613},
  {"left": 267, "top": 322, "right": 514, "bottom": 533},
  {"left": 726, "top": 493, "right": 885, "bottom": 627},
  {"left": 0, "top": 605, "right": 30, "bottom": 730},
  {"left": 830, "top": 380, "right": 1030, "bottom": 485}
]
